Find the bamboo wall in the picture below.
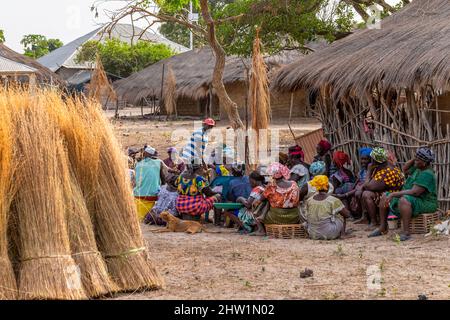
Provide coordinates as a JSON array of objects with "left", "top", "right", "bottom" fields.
[{"left": 311, "top": 86, "right": 450, "bottom": 211}]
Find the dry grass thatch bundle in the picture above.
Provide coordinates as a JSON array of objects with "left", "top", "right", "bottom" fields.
[
  {"left": 0, "top": 91, "right": 18, "bottom": 299},
  {"left": 163, "top": 65, "right": 177, "bottom": 117},
  {"left": 86, "top": 102, "right": 164, "bottom": 291},
  {"left": 88, "top": 55, "right": 117, "bottom": 105},
  {"left": 43, "top": 91, "right": 119, "bottom": 298},
  {"left": 249, "top": 29, "right": 271, "bottom": 163},
  {"left": 9, "top": 90, "right": 87, "bottom": 300}
]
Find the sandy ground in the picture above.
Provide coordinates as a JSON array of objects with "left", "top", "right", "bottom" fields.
[
  {"left": 109, "top": 113, "right": 450, "bottom": 300},
  {"left": 113, "top": 222, "right": 450, "bottom": 300}
]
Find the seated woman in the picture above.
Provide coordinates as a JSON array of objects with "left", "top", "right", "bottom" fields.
[
  {"left": 369, "top": 147, "right": 438, "bottom": 241},
  {"left": 313, "top": 139, "right": 333, "bottom": 176},
  {"left": 220, "top": 162, "right": 252, "bottom": 227},
  {"left": 299, "top": 161, "right": 334, "bottom": 202},
  {"left": 330, "top": 151, "right": 356, "bottom": 209},
  {"left": 361, "top": 147, "right": 405, "bottom": 230},
  {"left": 288, "top": 145, "right": 310, "bottom": 189},
  {"left": 304, "top": 175, "right": 351, "bottom": 240},
  {"left": 232, "top": 171, "right": 267, "bottom": 234},
  {"left": 175, "top": 162, "right": 221, "bottom": 221},
  {"left": 144, "top": 175, "right": 179, "bottom": 225},
  {"left": 255, "top": 163, "right": 300, "bottom": 227},
  {"left": 336, "top": 147, "right": 372, "bottom": 220}
]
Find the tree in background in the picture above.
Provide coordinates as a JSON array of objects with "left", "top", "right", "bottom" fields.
[
  {"left": 0, "top": 30, "right": 5, "bottom": 43},
  {"left": 75, "top": 38, "right": 174, "bottom": 78},
  {"left": 92, "top": 0, "right": 406, "bottom": 128},
  {"left": 21, "top": 34, "right": 63, "bottom": 59}
]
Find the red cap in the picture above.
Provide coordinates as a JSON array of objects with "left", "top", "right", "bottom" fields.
[{"left": 203, "top": 118, "right": 216, "bottom": 126}]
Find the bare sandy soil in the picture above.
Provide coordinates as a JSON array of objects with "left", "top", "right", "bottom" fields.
[
  {"left": 109, "top": 115, "right": 450, "bottom": 300},
  {"left": 110, "top": 222, "right": 449, "bottom": 300}
]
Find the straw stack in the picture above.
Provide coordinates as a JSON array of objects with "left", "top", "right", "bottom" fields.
[
  {"left": 164, "top": 65, "right": 177, "bottom": 119},
  {"left": 10, "top": 91, "right": 87, "bottom": 300},
  {"left": 0, "top": 91, "right": 18, "bottom": 299},
  {"left": 86, "top": 101, "right": 164, "bottom": 291},
  {"left": 43, "top": 91, "right": 119, "bottom": 298}
]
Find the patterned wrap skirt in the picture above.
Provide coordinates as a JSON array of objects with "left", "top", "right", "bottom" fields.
[{"left": 176, "top": 195, "right": 217, "bottom": 217}]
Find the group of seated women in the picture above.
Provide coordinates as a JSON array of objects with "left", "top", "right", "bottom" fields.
[{"left": 138, "top": 140, "right": 438, "bottom": 242}]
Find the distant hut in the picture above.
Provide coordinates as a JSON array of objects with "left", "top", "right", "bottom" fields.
[
  {"left": 113, "top": 47, "right": 310, "bottom": 119},
  {"left": 0, "top": 43, "right": 61, "bottom": 86},
  {"left": 273, "top": 0, "right": 450, "bottom": 209}
]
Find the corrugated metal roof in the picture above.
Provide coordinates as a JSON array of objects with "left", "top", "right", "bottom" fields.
[
  {"left": 294, "top": 128, "right": 324, "bottom": 164},
  {"left": 0, "top": 56, "right": 36, "bottom": 73},
  {"left": 38, "top": 23, "right": 189, "bottom": 72}
]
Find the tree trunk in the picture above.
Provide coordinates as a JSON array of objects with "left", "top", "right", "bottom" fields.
[{"left": 200, "top": 0, "right": 244, "bottom": 130}]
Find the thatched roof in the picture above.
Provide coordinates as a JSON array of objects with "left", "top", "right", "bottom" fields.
[
  {"left": 0, "top": 43, "right": 62, "bottom": 84},
  {"left": 114, "top": 46, "right": 304, "bottom": 104},
  {"left": 272, "top": 0, "right": 450, "bottom": 100}
]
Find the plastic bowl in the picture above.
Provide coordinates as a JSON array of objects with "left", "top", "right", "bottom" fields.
[{"left": 213, "top": 203, "right": 244, "bottom": 210}]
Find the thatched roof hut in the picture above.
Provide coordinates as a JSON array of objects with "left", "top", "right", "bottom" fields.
[
  {"left": 114, "top": 46, "right": 308, "bottom": 118},
  {"left": 0, "top": 43, "right": 62, "bottom": 85},
  {"left": 272, "top": 0, "right": 450, "bottom": 210},
  {"left": 273, "top": 0, "right": 450, "bottom": 98}
]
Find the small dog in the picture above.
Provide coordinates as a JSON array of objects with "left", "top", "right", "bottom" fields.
[{"left": 152, "top": 211, "right": 218, "bottom": 234}]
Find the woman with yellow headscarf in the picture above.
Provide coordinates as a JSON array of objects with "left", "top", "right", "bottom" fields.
[{"left": 304, "top": 175, "right": 351, "bottom": 240}]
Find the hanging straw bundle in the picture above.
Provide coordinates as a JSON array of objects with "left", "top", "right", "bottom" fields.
[
  {"left": 163, "top": 65, "right": 177, "bottom": 119},
  {"left": 10, "top": 90, "right": 87, "bottom": 300},
  {"left": 88, "top": 55, "right": 117, "bottom": 106},
  {"left": 43, "top": 91, "right": 118, "bottom": 298},
  {"left": 0, "top": 90, "right": 18, "bottom": 300},
  {"left": 86, "top": 101, "right": 164, "bottom": 291},
  {"left": 248, "top": 28, "right": 271, "bottom": 164}
]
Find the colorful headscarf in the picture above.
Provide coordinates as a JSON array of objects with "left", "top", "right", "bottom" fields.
[
  {"left": 333, "top": 151, "right": 351, "bottom": 169},
  {"left": 318, "top": 140, "right": 332, "bottom": 153},
  {"left": 267, "top": 162, "right": 290, "bottom": 180},
  {"left": 309, "top": 161, "right": 326, "bottom": 176},
  {"left": 167, "top": 147, "right": 178, "bottom": 154},
  {"left": 370, "top": 147, "right": 388, "bottom": 163},
  {"left": 416, "top": 147, "right": 435, "bottom": 163},
  {"left": 359, "top": 147, "right": 372, "bottom": 158},
  {"left": 288, "top": 145, "right": 305, "bottom": 161},
  {"left": 310, "top": 175, "right": 329, "bottom": 192}
]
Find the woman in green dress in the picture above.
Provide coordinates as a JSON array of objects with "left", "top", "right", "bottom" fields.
[{"left": 369, "top": 147, "right": 438, "bottom": 241}]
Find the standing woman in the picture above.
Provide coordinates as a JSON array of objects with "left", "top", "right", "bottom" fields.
[
  {"left": 255, "top": 163, "right": 300, "bottom": 226},
  {"left": 134, "top": 146, "right": 166, "bottom": 221},
  {"left": 313, "top": 140, "right": 333, "bottom": 176},
  {"left": 176, "top": 162, "right": 221, "bottom": 221}
]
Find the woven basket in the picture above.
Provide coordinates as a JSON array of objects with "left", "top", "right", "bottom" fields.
[
  {"left": 401, "top": 212, "right": 441, "bottom": 234},
  {"left": 265, "top": 224, "right": 308, "bottom": 239}
]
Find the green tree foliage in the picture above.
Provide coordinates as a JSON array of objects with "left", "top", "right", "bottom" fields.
[
  {"left": 21, "top": 34, "right": 63, "bottom": 59},
  {"left": 0, "top": 30, "right": 5, "bottom": 43},
  {"left": 75, "top": 38, "right": 174, "bottom": 78},
  {"left": 159, "top": 22, "right": 191, "bottom": 48}
]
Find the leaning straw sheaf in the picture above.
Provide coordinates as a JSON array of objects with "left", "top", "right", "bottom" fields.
[
  {"left": 163, "top": 65, "right": 177, "bottom": 117},
  {"left": 10, "top": 92, "right": 87, "bottom": 300},
  {"left": 43, "top": 90, "right": 119, "bottom": 298},
  {"left": 272, "top": 0, "right": 450, "bottom": 100},
  {"left": 86, "top": 101, "right": 164, "bottom": 291},
  {"left": 0, "top": 91, "right": 18, "bottom": 300}
]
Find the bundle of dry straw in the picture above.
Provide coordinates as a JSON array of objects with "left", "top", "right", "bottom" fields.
[
  {"left": 248, "top": 28, "right": 271, "bottom": 163},
  {"left": 163, "top": 65, "right": 177, "bottom": 119},
  {"left": 9, "top": 89, "right": 87, "bottom": 299},
  {"left": 88, "top": 55, "right": 117, "bottom": 106},
  {"left": 0, "top": 90, "right": 18, "bottom": 299},
  {"left": 43, "top": 91, "right": 119, "bottom": 298},
  {"left": 86, "top": 101, "right": 164, "bottom": 291}
]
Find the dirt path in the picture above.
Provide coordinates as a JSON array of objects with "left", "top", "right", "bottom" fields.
[{"left": 114, "top": 222, "right": 449, "bottom": 300}]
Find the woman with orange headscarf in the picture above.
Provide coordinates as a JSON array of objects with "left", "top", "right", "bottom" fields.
[{"left": 304, "top": 175, "right": 351, "bottom": 240}]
